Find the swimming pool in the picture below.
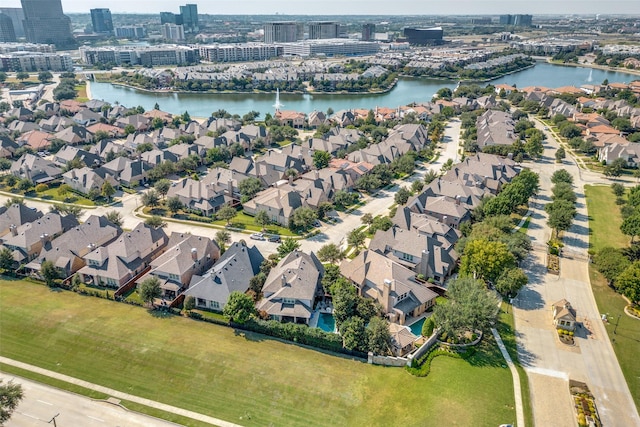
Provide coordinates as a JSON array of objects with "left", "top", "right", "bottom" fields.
[
  {"left": 317, "top": 313, "right": 336, "bottom": 333},
  {"left": 409, "top": 317, "right": 426, "bottom": 336}
]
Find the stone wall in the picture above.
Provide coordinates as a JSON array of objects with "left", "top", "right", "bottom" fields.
[{"left": 367, "top": 353, "right": 407, "bottom": 367}]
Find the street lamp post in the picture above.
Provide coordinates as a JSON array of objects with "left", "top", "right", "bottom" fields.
[
  {"left": 48, "top": 413, "right": 60, "bottom": 427},
  {"left": 614, "top": 314, "right": 622, "bottom": 334}
]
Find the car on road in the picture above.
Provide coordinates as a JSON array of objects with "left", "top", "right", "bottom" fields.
[
  {"left": 267, "top": 235, "right": 281, "bottom": 243},
  {"left": 250, "top": 233, "right": 265, "bottom": 240},
  {"left": 313, "top": 220, "right": 321, "bottom": 227}
]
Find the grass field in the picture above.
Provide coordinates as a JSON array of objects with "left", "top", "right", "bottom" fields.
[
  {"left": 585, "top": 184, "right": 640, "bottom": 410},
  {"left": 0, "top": 279, "right": 516, "bottom": 427},
  {"left": 584, "top": 185, "right": 629, "bottom": 252}
]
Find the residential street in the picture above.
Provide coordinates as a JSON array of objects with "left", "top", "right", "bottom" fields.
[
  {"left": 1, "top": 373, "right": 178, "bottom": 427},
  {"left": 514, "top": 124, "right": 640, "bottom": 427}
]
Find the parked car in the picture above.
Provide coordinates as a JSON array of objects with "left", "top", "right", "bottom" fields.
[
  {"left": 268, "top": 235, "right": 281, "bottom": 243},
  {"left": 250, "top": 233, "right": 265, "bottom": 241},
  {"left": 313, "top": 220, "right": 321, "bottom": 227}
]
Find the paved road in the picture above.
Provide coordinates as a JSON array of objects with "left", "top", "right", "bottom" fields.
[
  {"left": 513, "top": 124, "right": 640, "bottom": 427},
  {"left": 0, "top": 357, "right": 242, "bottom": 427},
  {"left": 1, "top": 373, "right": 178, "bottom": 427}
]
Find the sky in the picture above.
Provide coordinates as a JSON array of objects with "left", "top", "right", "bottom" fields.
[{"left": 2, "top": 0, "right": 640, "bottom": 15}]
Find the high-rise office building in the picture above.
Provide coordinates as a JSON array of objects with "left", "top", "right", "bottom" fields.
[
  {"left": 0, "top": 13, "right": 17, "bottom": 42},
  {"left": 362, "top": 23, "right": 375, "bottom": 41},
  {"left": 499, "top": 14, "right": 533, "bottom": 26},
  {"left": 160, "top": 12, "right": 182, "bottom": 25},
  {"left": 91, "top": 8, "right": 113, "bottom": 34},
  {"left": 0, "top": 8, "right": 25, "bottom": 38},
  {"left": 21, "top": 0, "right": 74, "bottom": 48},
  {"left": 179, "top": 4, "right": 198, "bottom": 33},
  {"left": 308, "top": 22, "right": 339, "bottom": 40},
  {"left": 264, "top": 22, "right": 299, "bottom": 43},
  {"left": 403, "top": 27, "right": 444, "bottom": 45}
]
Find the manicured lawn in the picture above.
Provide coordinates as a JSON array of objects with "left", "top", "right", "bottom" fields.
[
  {"left": 212, "top": 211, "right": 297, "bottom": 236},
  {"left": 585, "top": 185, "right": 640, "bottom": 411},
  {"left": 0, "top": 279, "right": 515, "bottom": 427},
  {"left": 584, "top": 185, "right": 628, "bottom": 252},
  {"left": 35, "top": 187, "right": 97, "bottom": 206}
]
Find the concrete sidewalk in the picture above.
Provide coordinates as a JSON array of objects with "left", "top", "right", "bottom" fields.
[
  {"left": 491, "top": 328, "right": 525, "bottom": 427},
  {"left": 0, "top": 356, "right": 242, "bottom": 427}
]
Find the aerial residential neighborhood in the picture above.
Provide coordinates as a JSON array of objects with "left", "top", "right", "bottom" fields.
[{"left": 1, "top": 2, "right": 640, "bottom": 427}]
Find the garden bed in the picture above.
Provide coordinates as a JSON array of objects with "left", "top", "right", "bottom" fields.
[
  {"left": 570, "top": 380, "right": 601, "bottom": 427},
  {"left": 557, "top": 329, "right": 575, "bottom": 345},
  {"left": 547, "top": 254, "right": 560, "bottom": 275}
]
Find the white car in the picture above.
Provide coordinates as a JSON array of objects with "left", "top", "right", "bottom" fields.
[{"left": 250, "top": 233, "right": 265, "bottom": 241}]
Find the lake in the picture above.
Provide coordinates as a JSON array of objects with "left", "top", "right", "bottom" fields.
[{"left": 89, "top": 62, "right": 639, "bottom": 118}]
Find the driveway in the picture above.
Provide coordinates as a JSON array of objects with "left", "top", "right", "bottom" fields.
[{"left": 513, "top": 126, "right": 640, "bottom": 426}]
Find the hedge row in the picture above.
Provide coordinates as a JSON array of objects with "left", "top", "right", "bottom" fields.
[{"left": 406, "top": 346, "right": 476, "bottom": 377}]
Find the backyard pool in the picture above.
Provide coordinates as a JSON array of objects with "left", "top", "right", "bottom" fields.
[
  {"left": 317, "top": 313, "right": 336, "bottom": 333},
  {"left": 409, "top": 317, "right": 426, "bottom": 336}
]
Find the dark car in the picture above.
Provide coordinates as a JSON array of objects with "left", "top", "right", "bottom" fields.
[{"left": 268, "top": 235, "right": 281, "bottom": 243}]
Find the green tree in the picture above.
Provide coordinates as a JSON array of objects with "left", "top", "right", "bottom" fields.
[
  {"left": 495, "top": 268, "right": 528, "bottom": 297},
  {"left": 551, "top": 169, "right": 574, "bottom": 185},
  {"left": 16, "top": 72, "right": 29, "bottom": 81},
  {"left": 424, "top": 170, "right": 438, "bottom": 184},
  {"left": 615, "top": 262, "right": 640, "bottom": 304},
  {"left": 333, "top": 190, "right": 358, "bottom": 208},
  {"left": 254, "top": 210, "right": 270, "bottom": 231},
  {"left": 124, "top": 124, "right": 136, "bottom": 135},
  {"left": 154, "top": 179, "right": 171, "bottom": 199},
  {"left": 555, "top": 147, "right": 566, "bottom": 162},
  {"left": 545, "top": 199, "right": 576, "bottom": 235},
  {"left": 37, "top": 71, "right": 53, "bottom": 83},
  {"left": 0, "top": 71, "right": 6, "bottom": 83},
  {"left": 611, "top": 183, "right": 625, "bottom": 198},
  {"left": 223, "top": 291, "right": 256, "bottom": 324},
  {"left": 432, "top": 277, "right": 500, "bottom": 338},
  {"left": 312, "top": 150, "right": 331, "bottom": 169},
  {"left": 551, "top": 182, "right": 577, "bottom": 203},
  {"left": 238, "top": 177, "right": 262, "bottom": 200},
  {"left": 277, "top": 237, "right": 301, "bottom": 257},
  {"left": 422, "top": 316, "right": 436, "bottom": 337},
  {"left": 291, "top": 206, "right": 317, "bottom": 230},
  {"left": 16, "top": 178, "right": 33, "bottom": 192},
  {"left": 366, "top": 317, "right": 391, "bottom": 355},
  {"left": 394, "top": 187, "right": 412, "bottom": 205},
  {"left": 361, "top": 213, "right": 374, "bottom": 226},
  {"left": 341, "top": 316, "right": 367, "bottom": 351},
  {"left": 184, "top": 295, "right": 196, "bottom": 311},
  {"left": 347, "top": 229, "right": 366, "bottom": 250},
  {"left": 524, "top": 137, "right": 543, "bottom": 159},
  {"left": 604, "top": 158, "right": 626, "bottom": 178},
  {"left": 593, "top": 247, "right": 630, "bottom": 283},
  {"left": 138, "top": 276, "right": 161, "bottom": 307},
  {"left": 214, "top": 230, "right": 231, "bottom": 253},
  {"left": 0, "top": 380, "right": 24, "bottom": 425},
  {"left": 101, "top": 181, "right": 116, "bottom": 201},
  {"left": 105, "top": 210, "right": 123, "bottom": 227},
  {"left": 411, "top": 180, "right": 424, "bottom": 193},
  {"left": 0, "top": 247, "right": 15, "bottom": 273},
  {"left": 166, "top": 196, "right": 183, "bottom": 215},
  {"left": 621, "top": 214, "right": 640, "bottom": 243},
  {"left": 332, "top": 281, "right": 358, "bottom": 328},
  {"left": 145, "top": 215, "right": 165, "bottom": 228},
  {"left": 217, "top": 205, "right": 237, "bottom": 225},
  {"left": 460, "top": 238, "right": 515, "bottom": 283},
  {"left": 317, "top": 243, "right": 344, "bottom": 264},
  {"left": 40, "top": 260, "right": 59, "bottom": 287},
  {"left": 142, "top": 189, "right": 160, "bottom": 207},
  {"left": 94, "top": 130, "right": 110, "bottom": 142}
]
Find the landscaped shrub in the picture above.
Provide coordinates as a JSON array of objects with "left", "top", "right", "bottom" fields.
[{"left": 35, "top": 183, "right": 48, "bottom": 192}]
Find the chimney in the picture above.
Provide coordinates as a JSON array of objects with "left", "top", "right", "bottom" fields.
[
  {"left": 383, "top": 279, "right": 392, "bottom": 312},
  {"left": 314, "top": 170, "right": 320, "bottom": 180},
  {"left": 9, "top": 224, "right": 17, "bottom": 236},
  {"left": 191, "top": 248, "right": 198, "bottom": 261},
  {"left": 227, "top": 179, "right": 233, "bottom": 196},
  {"left": 281, "top": 274, "right": 287, "bottom": 287}
]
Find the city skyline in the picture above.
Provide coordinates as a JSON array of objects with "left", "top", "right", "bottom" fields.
[{"left": 1, "top": 0, "right": 640, "bottom": 15}]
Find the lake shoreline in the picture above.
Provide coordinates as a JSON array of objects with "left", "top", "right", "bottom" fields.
[{"left": 544, "top": 58, "right": 640, "bottom": 79}]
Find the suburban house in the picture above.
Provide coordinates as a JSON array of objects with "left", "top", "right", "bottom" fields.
[
  {"left": 10, "top": 154, "right": 63, "bottom": 183},
  {"left": 243, "top": 186, "right": 303, "bottom": 227},
  {"left": 598, "top": 143, "right": 640, "bottom": 167},
  {"left": 340, "top": 250, "right": 438, "bottom": 325},
  {"left": 552, "top": 299, "right": 577, "bottom": 331},
  {"left": 102, "top": 158, "right": 151, "bottom": 187},
  {"left": 78, "top": 223, "right": 169, "bottom": 288},
  {"left": 53, "top": 146, "right": 101, "bottom": 168},
  {"left": 26, "top": 215, "right": 121, "bottom": 277},
  {"left": 0, "top": 212, "right": 78, "bottom": 265},
  {"left": 257, "top": 251, "right": 324, "bottom": 325},
  {"left": 184, "top": 241, "right": 265, "bottom": 312},
  {"left": 369, "top": 226, "right": 458, "bottom": 286},
  {"left": 53, "top": 125, "right": 94, "bottom": 145},
  {"left": 166, "top": 178, "right": 229, "bottom": 217},
  {"left": 405, "top": 194, "right": 471, "bottom": 229},
  {"left": 0, "top": 204, "right": 43, "bottom": 238},
  {"left": 62, "top": 167, "right": 119, "bottom": 195},
  {"left": 0, "top": 136, "right": 19, "bottom": 158},
  {"left": 275, "top": 110, "right": 306, "bottom": 129},
  {"left": 139, "top": 232, "right": 219, "bottom": 300},
  {"left": 476, "top": 110, "right": 517, "bottom": 149}
]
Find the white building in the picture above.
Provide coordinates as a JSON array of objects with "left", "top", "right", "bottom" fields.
[{"left": 162, "top": 24, "right": 185, "bottom": 42}]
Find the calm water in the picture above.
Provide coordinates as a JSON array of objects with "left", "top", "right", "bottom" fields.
[
  {"left": 316, "top": 312, "right": 336, "bottom": 333},
  {"left": 89, "top": 62, "right": 639, "bottom": 117},
  {"left": 409, "top": 317, "right": 426, "bottom": 336}
]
